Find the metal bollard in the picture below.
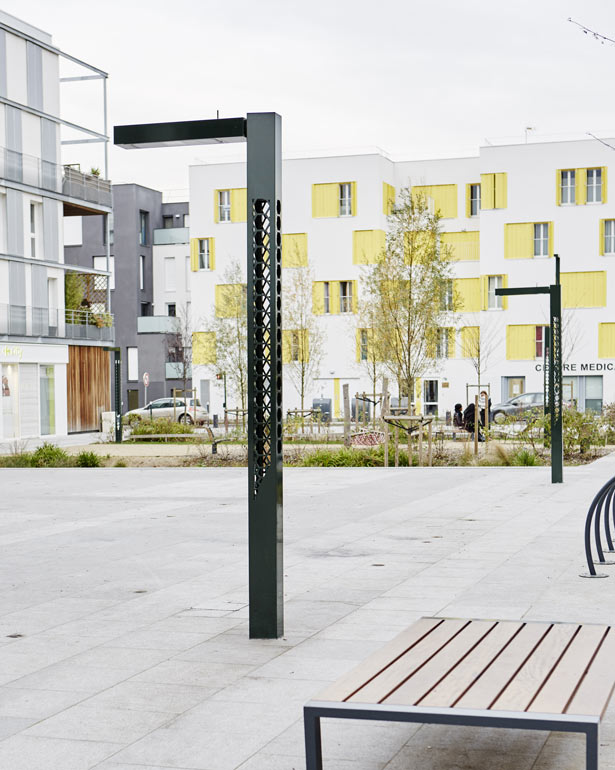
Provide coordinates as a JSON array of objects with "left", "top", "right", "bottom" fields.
[{"left": 213, "top": 414, "right": 219, "bottom": 428}]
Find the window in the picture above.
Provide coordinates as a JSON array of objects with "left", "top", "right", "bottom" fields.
[
  {"left": 360, "top": 329, "right": 368, "bottom": 361},
  {"left": 533, "top": 223, "right": 549, "bottom": 257},
  {"left": 470, "top": 183, "right": 481, "bottom": 216},
  {"left": 199, "top": 238, "right": 210, "bottom": 270},
  {"left": 103, "top": 212, "right": 114, "bottom": 246},
  {"left": 183, "top": 214, "right": 190, "bottom": 227},
  {"left": 423, "top": 380, "right": 438, "bottom": 416},
  {"left": 163, "top": 215, "right": 174, "bottom": 229},
  {"left": 39, "top": 365, "right": 55, "bottom": 435},
  {"left": 30, "top": 202, "right": 38, "bottom": 258},
  {"left": 127, "top": 347, "right": 139, "bottom": 381},
  {"left": 340, "top": 281, "right": 353, "bottom": 313},
  {"left": 435, "top": 328, "right": 450, "bottom": 359},
  {"left": 185, "top": 256, "right": 191, "bottom": 287},
  {"left": 164, "top": 257, "right": 176, "bottom": 291},
  {"left": 587, "top": 168, "right": 602, "bottom": 203},
  {"left": 93, "top": 255, "right": 115, "bottom": 291},
  {"left": 323, "top": 281, "right": 330, "bottom": 314},
  {"left": 139, "top": 255, "right": 145, "bottom": 290},
  {"left": 339, "top": 183, "right": 352, "bottom": 216},
  {"left": 167, "top": 303, "right": 176, "bottom": 317},
  {"left": 139, "top": 211, "right": 148, "bottom": 245},
  {"left": 535, "top": 325, "right": 548, "bottom": 359},
  {"left": 560, "top": 170, "right": 576, "bottom": 204},
  {"left": 141, "top": 302, "right": 150, "bottom": 317},
  {"left": 441, "top": 279, "right": 453, "bottom": 311},
  {"left": 218, "top": 190, "right": 231, "bottom": 222},
  {"left": 487, "top": 275, "right": 503, "bottom": 309},
  {"left": 605, "top": 220, "right": 615, "bottom": 255}
]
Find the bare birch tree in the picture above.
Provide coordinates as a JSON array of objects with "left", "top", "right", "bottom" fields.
[{"left": 165, "top": 303, "right": 193, "bottom": 402}]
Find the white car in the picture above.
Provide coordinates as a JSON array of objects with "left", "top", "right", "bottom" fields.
[{"left": 124, "top": 397, "right": 207, "bottom": 425}]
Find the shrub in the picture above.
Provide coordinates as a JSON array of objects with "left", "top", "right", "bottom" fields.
[
  {"left": 75, "top": 450, "right": 101, "bottom": 467},
  {"left": 30, "top": 443, "right": 72, "bottom": 468},
  {"left": 114, "top": 459, "right": 127, "bottom": 468},
  {"left": 511, "top": 448, "right": 541, "bottom": 466},
  {"left": 299, "top": 445, "right": 413, "bottom": 467},
  {"left": 130, "top": 417, "right": 194, "bottom": 436}
]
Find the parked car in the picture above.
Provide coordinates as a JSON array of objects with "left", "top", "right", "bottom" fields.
[
  {"left": 124, "top": 397, "right": 208, "bottom": 425},
  {"left": 491, "top": 392, "right": 544, "bottom": 423}
]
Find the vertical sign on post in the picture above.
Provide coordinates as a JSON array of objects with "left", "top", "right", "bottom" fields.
[
  {"left": 247, "top": 113, "right": 284, "bottom": 639},
  {"left": 142, "top": 371, "right": 149, "bottom": 406}
]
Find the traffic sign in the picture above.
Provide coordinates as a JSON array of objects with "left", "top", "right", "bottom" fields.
[{"left": 142, "top": 372, "right": 150, "bottom": 387}]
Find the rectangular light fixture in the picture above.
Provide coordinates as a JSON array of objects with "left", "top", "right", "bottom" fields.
[{"left": 114, "top": 117, "right": 247, "bottom": 149}]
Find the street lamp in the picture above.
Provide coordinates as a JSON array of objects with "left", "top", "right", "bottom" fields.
[{"left": 115, "top": 114, "right": 284, "bottom": 638}]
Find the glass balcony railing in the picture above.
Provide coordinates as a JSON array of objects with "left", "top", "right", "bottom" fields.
[
  {"left": 153, "top": 227, "right": 189, "bottom": 245},
  {"left": 0, "top": 303, "right": 114, "bottom": 342},
  {"left": 138, "top": 315, "right": 180, "bottom": 334},
  {"left": 166, "top": 361, "right": 192, "bottom": 379}
]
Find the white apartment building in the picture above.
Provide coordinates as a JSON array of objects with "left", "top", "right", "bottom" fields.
[
  {"left": 0, "top": 11, "right": 112, "bottom": 441},
  {"left": 188, "top": 137, "right": 615, "bottom": 420}
]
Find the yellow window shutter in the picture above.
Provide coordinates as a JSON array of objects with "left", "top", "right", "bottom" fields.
[
  {"left": 312, "top": 281, "right": 324, "bottom": 314},
  {"left": 599, "top": 323, "right": 615, "bottom": 358},
  {"left": 352, "top": 229, "right": 385, "bottom": 265},
  {"left": 215, "top": 283, "right": 244, "bottom": 318},
  {"left": 480, "top": 173, "right": 495, "bottom": 209},
  {"left": 282, "top": 233, "right": 308, "bottom": 267},
  {"left": 351, "top": 280, "right": 358, "bottom": 313},
  {"left": 603, "top": 166, "right": 608, "bottom": 204},
  {"left": 213, "top": 190, "right": 220, "bottom": 223},
  {"left": 412, "top": 184, "right": 457, "bottom": 218},
  {"left": 453, "top": 278, "right": 480, "bottom": 312},
  {"left": 355, "top": 329, "right": 362, "bottom": 362},
  {"left": 330, "top": 281, "right": 341, "bottom": 314},
  {"left": 461, "top": 326, "right": 479, "bottom": 358},
  {"left": 440, "top": 231, "right": 479, "bottom": 261},
  {"left": 190, "top": 238, "right": 199, "bottom": 271},
  {"left": 494, "top": 173, "right": 507, "bottom": 208},
  {"left": 480, "top": 275, "right": 488, "bottom": 311},
  {"left": 230, "top": 188, "right": 247, "bottom": 222},
  {"left": 561, "top": 271, "right": 606, "bottom": 308},
  {"left": 465, "top": 184, "right": 472, "bottom": 218},
  {"left": 208, "top": 238, "right": 215, "bottom": 271},
  {"left": 383, "top": 183, "right": 395, "bottom": 215},
  {"left": 447, "top": 328, "right": 455, "bottom": 358},
  {"left": 333, "top": 378, "right": 341, "bottom": 417},
  {"left": 312, "top": 183, "right": 339, "bottom": 218},
  {"left": 576, "top": 168, "right": 587, "bottom": 205},
  {"left": 504, "top": 223, "right": 534, "bottom": 259},
  {"left": 506, "top": 325, "right": 536, "bottom": 360},
  {"left": 282, "top": 330, "right": 292, "bottom": 364},
  {"left": 300, "top": 329, "right": 309, "bottom": 362},
  {"left": 192, "top": 332, "right": 216, "bottom": 365},
  {"left": 600, "top": 219, "right": 606, "bottom": 256},
  {"left": 502, "top": 274, "right": 509, "bottom": 310},
  {"left": 351, "top": 181, "right": 357, "bottom": 215},
  {"left": 547, "top": 222, "right": 554, "bottom": 257},
  {"left": 556, "top": 170, "right": 562, "bottom": 206}
]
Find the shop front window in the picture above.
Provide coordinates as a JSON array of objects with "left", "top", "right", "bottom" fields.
[
  {"left": 1, "top": 364, "right": 19, "bottom": 439},
  {"left": 40, "top": 365, "right": 55, "bottom": 435}
]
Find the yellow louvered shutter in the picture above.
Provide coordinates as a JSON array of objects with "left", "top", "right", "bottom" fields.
[
  {"left": 383, "top": 183, "right": 395, "bottom": 215},
  {"left": 299, "top": 329, "right": 309, "bottom": 363},
  {"left": 230, "top": 188, "right": 247, "bottom": 222},
  {"left": 502, "top": 274, "right": 508, "bottom": 310},
  {"left": 453, "top": 278, "right": 481, "bottom": 312},
  {"left": 603, "top": 166, "right": 608, "bottom": 204},
  {"left": 465, "top": 184, "right": 472, "bottom": 218},
  {"left": 556, "top": 170, "right": 562, "bottom": 206},
  {"left": 209, "top": 238, "right": 216, "bottom": 270},
  {"left": 480, "top": 275, "right": 488, "bottom": 311},
  {"left": 312, "top": 183, "right": 339, "bottom": 218},
  {"left": 215, "top": 283, "right": 245, "bottom": 318},
  {"left": 333, "top": 378, "right": 341, "bottom": 417},
  {"left": 447, "top": 328, "right": 455, "bottom": 358},
  {"left": 213, "top": 190, "right": 220, "bottom": 223},
  {"left": 547, "top": 221, "right": 554, "bottom": 257},
  {"left": 351, "top": 181, "right": 357, "bottom": 215},
  {"left": 494, "top": 173, "right": 507, "bottom": 208},
  {"left": 192, "top": 332, "right": 216, "bottom": 364},
  {"left": 352, "top": 230, "right": 386, "bottom": 265},
  {"left": 355, "top": 329, "right": 363, "bottom": 362},
  {"left": 190, "top": 238, "right": 199, "bottom": 271},
  {"left": 480, "top": 173, "right": 495, "bottom": 209},
  {"left": 506, "top": 325, "right": 536, "bottom": 360},
  {"left": 330, "top": 281, "right": 340, "bottom": 314},
  {"left": 561, "top": 271, "right": 606, "bottom": 308},
  {"left": 504, "top": 223, "right": 534, "bottom": 259},
  {"left": 411, "top": 184, "right": 458, "bottom": 218},
  {"left": 600, "top": 219, "right": 606, "bottom": 256},
  {"left": 282, "top": 233, "right": 308, "bottom": 267},
  {"left": 282, "top": 330, "right": 292, "bottom": 364},
  {"left": 599, "top": 323, "right": 615, "bottom": 358},
  {"left": 576, "top": 169, "right": 587, "bottom": 205},
  {"left": 312, "top": 282, "right": 325, "bottom": 314},
  {"left": 461, "top": 326, "right": 479, "bottom": 358},
  {"left": 351, "top": 280, "right": 358, "bottom": 313},
  {"left": 440, "top": 231, "right": 479, "bottom": 261}
]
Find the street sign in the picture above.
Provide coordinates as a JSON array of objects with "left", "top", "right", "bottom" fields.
[{"left": 142, "top": 372, "right": 150, "bottom": 387}]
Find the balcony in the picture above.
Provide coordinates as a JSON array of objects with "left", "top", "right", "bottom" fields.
[
  {"left": 166, "top": 362, "right": 192, "bottom": 379},
  {"left": 0, "top": 148, "right": 112, "bottom": 210},
  {"left": 138, "top": 315, "right": 180, "bottom": 334},
  {"left": 0, "top": 304, "right": 114, "bottom": 342},
  {"left": 153, "top": 227, "right": 189, "bottom": 245}
]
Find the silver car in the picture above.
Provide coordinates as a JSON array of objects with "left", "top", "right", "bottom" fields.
[{"left": 124, "top": 397, "right": 207, "bottom": 425}]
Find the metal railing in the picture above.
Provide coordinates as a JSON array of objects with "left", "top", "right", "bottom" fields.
[
  {"left": 64, "top": 308, "right": 114, "bottom": 341},
  {"left": 62, "top": 166, "right": 112, "bottom": 208},
  {"left": 581, "top": 476, "right": 615, "bottom": 578},
  {"left": 0, "top": 303, "right": 114, "bottom": 341}
]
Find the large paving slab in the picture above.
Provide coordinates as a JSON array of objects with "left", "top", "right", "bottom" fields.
[{"left": 0, "top": 459, "right": 615, "bottom": 769}]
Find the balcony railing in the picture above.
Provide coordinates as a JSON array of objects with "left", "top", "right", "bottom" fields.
[
  {"left": 137, "top": 315, "right": 180, "bottom": 334},
  {"left": 0, "top": 303, "right": 114, "bottom": 342},
  {"left": 0, "top": 148, "right": 112, "bottom": 208},
  {"left": 153, "top": 227, "right": 189, "bottom": 245},
  {"left": 166, "top": 362, "right": 192, "bottom": 379}
]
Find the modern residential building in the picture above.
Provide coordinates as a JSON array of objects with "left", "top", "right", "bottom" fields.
[
  {"left": 64, "top": 185, "right": 191, "bottom": 412},
  {"left": 187, "top": 137, "right": 615, "bottom": 419},
  {"left": 0, "top": 10, "right": 113, "bottom": 441}
]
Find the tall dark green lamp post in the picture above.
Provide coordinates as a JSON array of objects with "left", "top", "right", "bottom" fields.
[
  {"left": 496, "top": 255, "right": 563, "bottom": 483},
  {"left": 115, "top": 114, "right": 284, "bottom": 638}
]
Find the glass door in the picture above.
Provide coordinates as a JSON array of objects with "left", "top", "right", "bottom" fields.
[{"left": 39, "top": 365, "right": 56, "bottom": 435}]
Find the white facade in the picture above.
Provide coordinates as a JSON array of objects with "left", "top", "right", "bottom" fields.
[{"left": 188, "top": 138, "right": 615, "bottom": 420}]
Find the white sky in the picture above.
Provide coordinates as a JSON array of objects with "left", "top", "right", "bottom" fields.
[{"left": 6, "top": 0, "right": 615, "bottom": 196}]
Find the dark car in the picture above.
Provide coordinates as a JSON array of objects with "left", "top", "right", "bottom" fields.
[{"left": 491, "top": 392, "right": 544, "bottom": 423}]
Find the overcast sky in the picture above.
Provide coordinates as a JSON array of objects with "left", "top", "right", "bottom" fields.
[{"left": 5, "top": 0, "right": 615, "bottom": 196}]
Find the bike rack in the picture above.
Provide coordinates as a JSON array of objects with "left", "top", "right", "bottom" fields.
[{"left": 580, "top": 476, "right": 615, "bottom": 578}]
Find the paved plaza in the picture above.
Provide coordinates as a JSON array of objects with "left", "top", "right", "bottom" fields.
[{"left": 1, "top": 460, "right": 615, "bottom": 769}]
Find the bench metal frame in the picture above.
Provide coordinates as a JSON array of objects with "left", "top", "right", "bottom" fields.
[{"left": 304, "top": 701, "right": 599, "bottom": 770}]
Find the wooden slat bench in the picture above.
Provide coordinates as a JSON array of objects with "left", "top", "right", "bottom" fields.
[{"left": 304, "top": 617, "right": 615, "bottom": 770}]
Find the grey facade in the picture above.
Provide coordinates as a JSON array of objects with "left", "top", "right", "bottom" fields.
[{"left": 65, "top": 184, "right": 190, "bottom": 410}]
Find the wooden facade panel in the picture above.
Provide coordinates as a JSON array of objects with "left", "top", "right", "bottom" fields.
[{"left": 67, "top": 345, "right": 110, "bottom": 433}]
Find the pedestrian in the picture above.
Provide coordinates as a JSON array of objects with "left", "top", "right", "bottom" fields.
[
  {"left": 453, "top": 403, "right": 464, "bottom": 428},
  {"left": 479, "top": 390, "right": 491, "bottom": 428},
  {"left": 463, "top": 400, "right": 485, "bottom": 442}
]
